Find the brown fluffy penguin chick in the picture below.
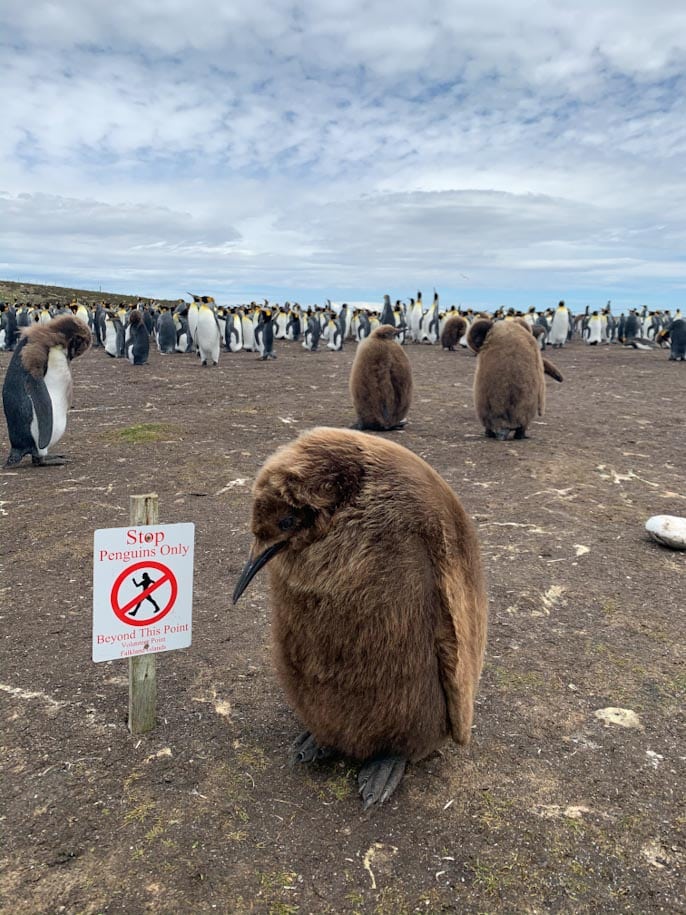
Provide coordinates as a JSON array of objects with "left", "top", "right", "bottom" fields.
[
  {"left": 233, "top": 427, "right": 488, "bottom": 809},
  {"left": 440, "top": 315, "right": 468, "bottom": 351},
  {"left": 349, "top": 324, "right": 412, "bottom": 430},
  {"left": 468, "top": 318, "right": 561, "bottom": 440}
]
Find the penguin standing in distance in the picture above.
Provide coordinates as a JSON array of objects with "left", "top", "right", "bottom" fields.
[
  {"left": 195, "top": 296, "right": 221, "bottom": 366},
  {"left": 259, "top": 308, "right": 277, "bottom": 360},
  {"left": 419, "top": 292, "right": 440, "bottom": 344},
  {"left": 662, "top": 318, "right": 686, "bottom": 360},
  {"left": 468, "top": 318, "right": 562, "bottom": 440},
  {"left": 3, "top": 315, "right": 91, "bottom": 466},
  {"left": 326, "top": 313, "right": 344, "bottom": 351},
  {"left": 349, "top": 324, "right": 412, "bottom": 431},
  {"left": 585, "top": 311, "right": 603, "bottom": 345},
  {"left": 440, "top": 315, "right": 468, "bottom": 351},
  {"left": 156, "top": 308, "right": 177, "bottom": 354},
  {"left": 3, "top": 306, "right": 19, "bottom": 351},
  {"left": 623, "top": 310, "right": 640, "bottom": 343},
  {"left": 103, "top": 311, "right": 125, "bottom": 357},
  {"left": 409, "top": 293, "right": 423, "bottom": 342},
  {"left": 548, "top": 301, "right": 570, "bottom": 347},
  {"left": 232, "top": 427, "right": 488, "bottom": 808},
  {"left": 302, "top": 313, "right": 321, "bottom": 352},
  {"left": 226, "top": 308, "right": 243, "bottom": 352},
  {"left": 126, "top": 310, "right": 150, "bottom": 365},
  {"left": 355, "top": 310, "right": 371, "bottom": 342},
  {"left": 380, "top": 294, "right": 395, "bottom": 327},
  {"left": 285, "top": 307, "right": 301, "bottom": 342}
]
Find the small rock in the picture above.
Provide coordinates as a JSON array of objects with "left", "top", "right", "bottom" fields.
[{"left": 594, "top": 707, "right": 642, "bottom": 729}]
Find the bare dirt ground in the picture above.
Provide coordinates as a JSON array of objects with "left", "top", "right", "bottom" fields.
[{"left": 1, "top": 334, "right": 684, "bottom": 914}]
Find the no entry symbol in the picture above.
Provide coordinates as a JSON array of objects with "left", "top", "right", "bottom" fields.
[{"left": 110, "top": 560, "right": 178, "bottom": 627}]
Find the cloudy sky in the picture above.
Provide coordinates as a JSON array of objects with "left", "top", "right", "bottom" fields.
[{"left": 2, "top": 1, "right": 686, "bottom": 308}]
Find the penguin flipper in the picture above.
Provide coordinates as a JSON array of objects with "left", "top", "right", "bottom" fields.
[
  {"left": 25, "top": 373, "right": 53, "bottom": 450},
  {"left": 542, "top": 358, "right": 563, "bottom": 382}
]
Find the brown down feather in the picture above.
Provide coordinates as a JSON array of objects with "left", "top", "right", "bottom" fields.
[
  {"left": 19, "top": 315, "right": 92, "bottom": 378},
  {"left": 349, "top": 325, "right": 412, "bottom": 429},
  {"left": 246, "top": 427, "right": 488, "bottom": 762},
  {"left": 440, "top": 316, "right": 468, "bottom": 351},
  {"left": 469, "top": 319, "right": 556, "bottom": 438}
]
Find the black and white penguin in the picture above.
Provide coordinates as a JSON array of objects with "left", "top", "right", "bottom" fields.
[
  {"left": 303, "top": 314, "right": 321, "bottom": 351},
  {"left": 408, "top": 293, "right": 423, "bottom": 342},
  {"left": 2, "top": 306, "right": 19, "bottom": 351},
  {"left": 419, "top": 292, "right": 440, "bottom": 344},
  {"left": 3, "top": 315, "right": 91, "bottom": 466},
  {"left": 225, "top": 309, "right": 243, "bottom": 352},
  {"left": 195, "top": 297, "right": 221, "bottom": 366},
  {"left": 326, "top": 314, "right": 344, "bottom": 351},
  {"left": 103, "top": 311, "right": 125, "bottom": 357},
  {"left": 285, "top": 308, "right": 301, "bottom": 342},
  {"left": 258, "top": 308, "right": 277, "bottom": 360},
  {"left": 126, "top": 310, "right": 150, "bottom": 365},
  {"left": 380, "top": 294, "right": 395, "bottom": 327},
  {"left": 355, "top": 310, "right": 371, "bottom": 342}
]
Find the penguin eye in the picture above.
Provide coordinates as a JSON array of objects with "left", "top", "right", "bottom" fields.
[{"left": 278, "top": 516, "right": 296, "bottom": 532}]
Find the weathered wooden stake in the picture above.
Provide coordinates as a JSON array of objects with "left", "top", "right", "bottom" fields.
[{"left": 128, "top": 493, "right": 159, "bottom": 735}]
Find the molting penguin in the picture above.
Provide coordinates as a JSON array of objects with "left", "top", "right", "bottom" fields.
[
  {"left": 3, "top": 315, "right": 91, "bottom": 466},
  {"left": 468, "top": 318, "right": 562, "bottom": 440},
  {"left": 349, "top": 324, "right": 412, "bottom": 431},
  {"left": 126, "top": 310, "right": 150, "bottom": 365},
  {"left": 232, "top": 427, "right": 488, "bottom": 808}
]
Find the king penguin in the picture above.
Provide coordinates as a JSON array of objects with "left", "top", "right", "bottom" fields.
[
  {"left": 126, "top": 310, "right": 150, "bottom": 365},
  {"left": 3, "top": 315, "right": 91, "bottom": 466}
]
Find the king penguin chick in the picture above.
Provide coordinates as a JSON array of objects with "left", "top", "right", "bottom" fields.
[
  {"left": 232, "top": 427, "right": 488, "bottom": 808},
  {"left": 3, "top": 315, "right": 91, "bottom": 466},
  {"left": 349, "top": 324, "right": 412, "bottom": 430},
  {"left": 468, "top": 318, "right": 562, "bottom": 440}
]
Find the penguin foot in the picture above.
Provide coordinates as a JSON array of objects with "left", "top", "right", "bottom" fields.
[
  {"left": 5, "top": 449, "right": 25, "bottom": 466},
  {"left": 31, "top": 455, "right": 68, "bottom": 466},
  {"left": 358, "top": 755, "right": 407, "bottom": 809},
  {"left": 289, "top": 731, "right": 334, "bottom": 766},
  {"left": 513, "top": 427, "right": 528, "bottom": 439},
  {"left": 484, "top": 428, "right": 496, "bottom": 439}
]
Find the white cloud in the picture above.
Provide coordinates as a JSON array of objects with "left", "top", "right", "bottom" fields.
[{"left": 1, "top": 1, "right": 686, "bottom": 306}]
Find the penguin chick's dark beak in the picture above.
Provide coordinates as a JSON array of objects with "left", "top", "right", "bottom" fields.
[{"left": 232, "top": 541, "right": 287, "bottom": 604}]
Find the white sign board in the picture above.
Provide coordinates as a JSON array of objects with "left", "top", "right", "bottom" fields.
[{"left": 93, "top": 523, "right": 194, "bottom": 662}]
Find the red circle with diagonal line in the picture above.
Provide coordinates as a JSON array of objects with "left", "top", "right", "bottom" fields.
[{"left": 110, "top": 560, "right": 178, "bottom": 627}]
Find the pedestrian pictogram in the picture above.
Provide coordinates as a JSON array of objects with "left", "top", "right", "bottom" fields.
[
  {"left": 93, "top": 523, "right": 194, "bottom": 662},
  {"left": 110, "top": 560, "right": 179, "bottom": 627}
]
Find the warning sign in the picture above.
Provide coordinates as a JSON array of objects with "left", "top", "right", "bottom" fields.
[{"left": 93, "top": 523, "right": 194, "bottom": 662}]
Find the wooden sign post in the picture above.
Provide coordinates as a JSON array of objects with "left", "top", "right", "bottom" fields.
[
  {"left": 92, "top": 497, "right": 194, "bottom": 735},
  {"left": 128, "top": 493, "right": 159, "bottom": 735}
]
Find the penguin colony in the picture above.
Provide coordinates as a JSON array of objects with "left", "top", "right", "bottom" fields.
[{"left": 1, "top": 287, "right": 680, "bottom": 807}]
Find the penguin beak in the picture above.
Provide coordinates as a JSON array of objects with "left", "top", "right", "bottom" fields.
[{"left": 232, "top": 540, "right": 287, "bottom": 604}]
